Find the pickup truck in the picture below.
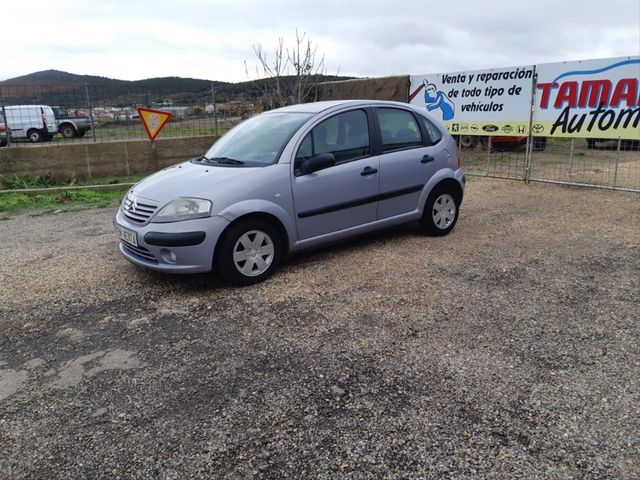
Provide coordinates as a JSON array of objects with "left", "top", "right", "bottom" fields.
[{"left": 52, "top": 107, "right": 93, "bottom": 138}]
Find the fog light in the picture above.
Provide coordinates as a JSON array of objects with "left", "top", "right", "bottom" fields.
[{"left": 160, "top": 248, "right": 177, "bottom": 264}]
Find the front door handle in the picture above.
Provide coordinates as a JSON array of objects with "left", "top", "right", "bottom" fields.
[
  {"left": 421, "top": 154, "right": 435, "bottom": 163},
  {"left": 361, "top": 166, "right": 378, "bottom": 176}
]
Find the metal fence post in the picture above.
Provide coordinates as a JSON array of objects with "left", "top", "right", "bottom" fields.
[
  {"left": 211, "top": 84, "right": 218, "bottom": 136},
  {"left": 613, "top": 137, "right": 621, "bottom": 187},
  {"left": 0, "top": 89, "right": 10, "bottom": 148},
  {"left": 569, "top": 138, "right": 575, "bottom": 178},
  {"left": 485, "top": 136, "right": 492, "bottom": 175},
  {"left": 84, "top": 84, "right": 97, "bottom": 143},
  {"left": 523, "top": 69, "right": 538, "bottom": 183}
]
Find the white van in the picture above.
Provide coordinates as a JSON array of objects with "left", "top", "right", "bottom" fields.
[{"left": 4, "top": 105, "right": 57, "bottom": 143}]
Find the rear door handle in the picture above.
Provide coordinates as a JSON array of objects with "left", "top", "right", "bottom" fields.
[
  {"left": 421, "top": 154, "right": 435, "bottom": 163},
  {"left": 361, "top": 166, "right": 378, "bottom": 176}
]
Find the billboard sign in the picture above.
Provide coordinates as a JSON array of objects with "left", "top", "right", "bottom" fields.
[
  {"left": 409, "top": 65, "right": 534, "bottom": 136},
  {"left": 533, "top": 56, "right": 640, "bottom": 139}
]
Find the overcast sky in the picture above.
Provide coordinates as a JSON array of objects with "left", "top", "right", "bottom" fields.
[{"left": 3, "top": 0, "right": 639, "bottom": 82}]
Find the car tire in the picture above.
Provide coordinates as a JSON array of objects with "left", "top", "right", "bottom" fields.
[
  {"left": 459, "top": 135, "right": 477, "bottom": 149},
  {"left": 419, "top": 185, "right": 460, "bottom": 236},
  {"left": 532, "top": 137, "right": 547, "bottom": 151},
  {"left": 27, "top": 129, "right": 42, "bottom": 143},
  {"left": 216, "top": 218, "right": 282, "bottom": 286},
  {"left": 60, "top": 124, "right": 77, "bottom": 138},
  {"left": 77, "top": 130, "right": 87, "bottom": 137}
]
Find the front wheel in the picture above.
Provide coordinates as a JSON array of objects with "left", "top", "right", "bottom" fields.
[
  {"left": 419, "top": 186, "right": 460, "bottom": 236},
  {"left": 216, "top": 219, "right": 282, "bottom": 286}
]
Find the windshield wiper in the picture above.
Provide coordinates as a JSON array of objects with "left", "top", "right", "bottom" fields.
[{"left": 209, "top": 157, "right": 245, "bottom": 165}]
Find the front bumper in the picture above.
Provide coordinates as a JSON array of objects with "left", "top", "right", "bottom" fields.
[{"left": 114, "top": 209, "right": 230, "bottom": 274}]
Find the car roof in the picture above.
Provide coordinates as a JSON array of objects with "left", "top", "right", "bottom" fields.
[
  {"left": 270, "top": 100, "right": 419, "bottom": 114},
  {"left": 5, "top": 105, "right": 50, "bottom": 109}
]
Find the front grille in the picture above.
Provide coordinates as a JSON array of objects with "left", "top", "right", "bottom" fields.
[
  {"left": 122, "top": 242, "right": 158, "bottom": 263},
  {"left": 123, "top": 194, "right": 158, "bottom": 224}
]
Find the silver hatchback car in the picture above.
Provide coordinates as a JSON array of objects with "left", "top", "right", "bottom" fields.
[{"left": 114, "top": 100, "right": 465, "bottom": 285}]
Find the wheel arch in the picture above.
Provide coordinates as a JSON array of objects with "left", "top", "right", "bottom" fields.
[
  {"left": 214, "top": 211, "right": 291, "bottom": 266},
  {"left": 418, "top": 170, "right": 464, "bottom": 214}
]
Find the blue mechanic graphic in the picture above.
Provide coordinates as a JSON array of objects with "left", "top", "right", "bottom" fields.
[{"left": 423, "top": 80, "right": 455, "bottom": 120}]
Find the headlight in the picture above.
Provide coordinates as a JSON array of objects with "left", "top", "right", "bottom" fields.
[{"left": 152, "top": 197, "right": 212, "bottom": 223}]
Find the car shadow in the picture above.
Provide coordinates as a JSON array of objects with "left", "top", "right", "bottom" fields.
[
  {"left": 135, "top": 223, "right": 419, "bottom": 291},
  {"left": 283, "top": 223, "right": 417, "bottom": 268}
]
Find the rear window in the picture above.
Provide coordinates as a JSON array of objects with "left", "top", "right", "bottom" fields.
[
  {"left": 419, "top": 115, "right": 443, "bottom": 145},
  {"left": 376, "top": 108, "right": 423, "bottom": 152}
]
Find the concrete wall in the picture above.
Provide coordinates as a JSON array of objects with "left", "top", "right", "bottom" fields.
[
  {"left": 0, "top": 135, "right": 217, "bottom": 180},
  {"left": 316, "top": 76, "right": 410, "bottom": 103}
]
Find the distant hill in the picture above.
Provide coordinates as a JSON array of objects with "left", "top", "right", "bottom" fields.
[{"left": 0, "top": 70, "right": 354, "bottom": 107}]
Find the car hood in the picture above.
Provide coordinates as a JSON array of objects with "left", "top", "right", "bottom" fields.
[{"left": 129, "top": 160, "right": 272, "bottom": 206}]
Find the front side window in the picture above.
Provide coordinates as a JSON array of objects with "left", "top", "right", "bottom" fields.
[
  {"left": 376, "top": 108, "right": 422, "bottom": 152},
  {"left": 296, "top": 109, "right": 370, "bottom": 165},
  {"left": 202, "top": 112, "right": 313, "bottom": 166}
]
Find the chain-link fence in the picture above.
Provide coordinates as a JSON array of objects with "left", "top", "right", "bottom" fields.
[
  {"left": 1, "top": 81, "right": 638, "bottom": 192},
  {"left": 459, "top": 135, "right": 640, "bottom": 192},
  {"left": 0, "top": 83, "right": 254, "bottom": 146}
]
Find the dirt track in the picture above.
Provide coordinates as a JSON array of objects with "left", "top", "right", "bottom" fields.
[{"left": 0, "top": 177, "right": 638, "bottom": 479}]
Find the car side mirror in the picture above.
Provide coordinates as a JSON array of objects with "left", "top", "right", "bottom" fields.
[{"left": 299, "top": 153, "right": 336, "bottom": 175}]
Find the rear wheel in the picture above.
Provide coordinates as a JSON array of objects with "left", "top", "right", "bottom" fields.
[
  {"left": 216, "top": 218, "right": 282, "bottom": 286},
  {"left": 27, "top": 129, "right": 42, "bottom": 143},
  {"left": 60, "top": 123, "right": 77, "bottom": 138},
  {"left": 459, "top": 135, "right": 477, "bottom": 148},
  {"left": 419, "top": 185, "right": 460, "bottom": 236},
  {"left": 532, "top": 137, "right": 547, "bottom": 151}
]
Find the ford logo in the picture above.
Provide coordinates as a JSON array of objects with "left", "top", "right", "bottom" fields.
[{"left": 482, "top": 125, "right": 499, "bottom": 132}]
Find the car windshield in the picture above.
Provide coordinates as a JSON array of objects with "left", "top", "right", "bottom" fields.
[{"left": 199, "top": 112, "right": 313, "bottom": 166}]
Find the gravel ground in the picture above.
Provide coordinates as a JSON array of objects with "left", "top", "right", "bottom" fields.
[{"left": 0, "top": 177, "right": 638, "bottom": 479}]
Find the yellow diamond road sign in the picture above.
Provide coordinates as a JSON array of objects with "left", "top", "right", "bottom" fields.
[{"left": 137, "top": 107, "right": 172, "bottom": 141}]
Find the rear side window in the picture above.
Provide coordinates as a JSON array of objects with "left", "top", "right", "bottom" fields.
[
  {"left": 296, "top": 109, "right": 370, "bottom": 165},
  {"left": 419, "top": 115, "right": 443, "bottom": 145},
  {"left": 376, "top": 108, "right": 422, "bottom": 152}
]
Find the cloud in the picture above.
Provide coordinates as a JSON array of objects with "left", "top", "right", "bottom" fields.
[{"left": 2, "top": 0, "right": 638, "bottom": 81}]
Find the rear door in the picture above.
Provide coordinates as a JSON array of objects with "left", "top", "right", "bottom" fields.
[
  {"left": 374, "top": 107, "right": 441, "bottom": 219},
  {"left": 292, "top": 108, "right": 380, "bottom": 240},
  {"left": 42, "top": 107, "right": 57, "bottom": 134}
]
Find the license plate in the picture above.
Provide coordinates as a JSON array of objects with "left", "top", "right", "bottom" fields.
[{"left": 115, "top": 224, "right": 138, "bottom": 247}]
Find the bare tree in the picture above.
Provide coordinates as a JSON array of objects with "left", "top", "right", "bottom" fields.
[
  {"left": 246, "top": 31, "right": 328, "bottom": 109},
  {"left": 287, "top": 30, "right": 326, "bottom": 104},
  {"left": 246, "top": 38, "right": 288, "bottom": 110}
]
